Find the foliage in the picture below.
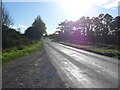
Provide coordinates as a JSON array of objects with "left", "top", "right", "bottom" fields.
[
  {"left": 25, "top": 16, "right": 46, "bottom": 40},
  {"left": 2, "top": 3, "right": 14, "bottom": 27},
  {"left": 52, "top": 13, "right": 120, "bottom": 45},
  {"left": 58, "top": 41, "right": 120, "bottom": 59},
  {"left": 2, "top": 41, "right": 43, "bottom": 63},
  {"left": 2, "top": 14, "right": 46, "bottom": 52},
  {"left": 2, "top": 28, "right": 31, "bottom": 50},
  {"left": 1, "top": 5, "right": 46, "bottom": 62}
]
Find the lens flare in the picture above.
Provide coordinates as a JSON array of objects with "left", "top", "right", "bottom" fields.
[{"left": 60, "top": 0, "right": 92, "bottom": 18}]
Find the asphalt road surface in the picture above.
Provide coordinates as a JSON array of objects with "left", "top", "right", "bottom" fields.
[
  {"left": 3, "top": 38, "right": 118, "bottom": 88},
  {"left": 44, "top": 38, "right": 118, "bottom": 88}
]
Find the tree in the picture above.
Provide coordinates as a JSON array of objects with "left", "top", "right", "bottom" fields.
[
  {"left": 25, "top": 15, "right": 46, "bottom": 40},
  {"left": 103, "top": 13, "right": 113, "bottom": 35},
  {"left": 2, "top": 28, "right": 31, "bottom": 49},
  {"left": 32, "top": 16, "right": 46, "bottom": 36},
  {"left": 2, "top": 3, "right": 14, "bottom": 27},
  {"left": 55, "top": 14, "right": 119, "bottom": 45},
  {"left": 24, "top": 27, "right": 35, "bottom": 39},
  {"left": 110, "top": 16, "right": 120, "bottom": 45}
]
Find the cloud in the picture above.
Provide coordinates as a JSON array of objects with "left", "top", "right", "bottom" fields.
[
  {"left": 9, "top": 24, "right": 27, "bottom": 33},
  {"left": 9, "top": 25, "right": 17, "bottom": 29},
  {"left": 102, "top": 0, "right": 118, "bottom": 9},
  {"left": 18, "top": 24, "right": 27, "bottom": 29},
  {"left": 3, "top": 0, "right": 58, "bottom": 2},
  {"left": 4, "top": 0, "right": 118, "bottom": 9},
  {"left": 18, "top": 24, "right": 27, "bottom": 33},
  {"left": 92, "top": 0, "right": 110, "bottom": 6},
  {"left": 9, "top": 24, "right": 27, "bottom": 30}
]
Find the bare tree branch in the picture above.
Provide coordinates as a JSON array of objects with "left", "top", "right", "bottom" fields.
[{"left": 2, "top": 3, "right": 14, "bottom": 27}]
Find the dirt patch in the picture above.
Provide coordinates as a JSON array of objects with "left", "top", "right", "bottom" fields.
[{"left": 2, "top": 49, "right": 66, "bottom": 88}]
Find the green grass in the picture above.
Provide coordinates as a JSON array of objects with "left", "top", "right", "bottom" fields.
[
  {"left": 90, "top": 48, "right": 120, "bottom": 59},
  {"left": 90, "top": 48, "right": 119, "bottom": 54},
  {"left": 0, "top": 52, "right": 2, "bottom": 64},
  {"left": 2, "top": 40, "right": 43, "bottom": 63},
  {"left": 58, "top": 41, "right": 120, "bottom": 59}
]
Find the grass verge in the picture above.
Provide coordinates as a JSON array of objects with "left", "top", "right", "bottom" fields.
[
  {"left": 2, "top": 40, "right": 43, "bottom": 63},
  {"left": 58, "top": 41, "right": 120, "bottom": 59}
]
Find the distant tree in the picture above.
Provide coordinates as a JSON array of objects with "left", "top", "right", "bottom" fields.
[
  {"left": 103, "top": 13, "right": 113, "bottom": 35},
  {"left": 24, "top": 27, "right": 35, "bottom": 39},
  {"left": 110, "top": 16, "right": 120, "bottom": 45},
  {"left": 78, "top": 16, "right": 86, "bottom": 35},
  {"left": 25, "top": 15, "right": 46, "bottom": 40},
  {"left": 56, "top": 13, "right": 119, "bottom": 45},
  {"left": 32, "top": 16, "right": 46, "bottom": 37},
  {"left": 2, "top": 3, "right": 14, "bottom": 27}
]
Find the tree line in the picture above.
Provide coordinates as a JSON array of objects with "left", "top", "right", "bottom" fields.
[
  {"left": 2, "top": 4, "right": 46, "bottom": 51},
  {"left": 51, "top": 13, "right": 120, "bottom": 45}
]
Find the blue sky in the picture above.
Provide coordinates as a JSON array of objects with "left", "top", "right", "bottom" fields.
[{"left": 3, "top": 0, "right": 119, "bottom": 34}]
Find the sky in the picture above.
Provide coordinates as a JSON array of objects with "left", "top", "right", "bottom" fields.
[{"left": 3, "top": 0, "right": 119, "bottom": 34}]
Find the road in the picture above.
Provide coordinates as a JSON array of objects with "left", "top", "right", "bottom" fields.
[
  {"left": 2, "top": 47, "right": 65, "bottom": 88},
  {"left": 3, "top": 38, "right": 118, "bottom": 88},
  {"left": 44, "top": 38, "right": 118, "bottom": 88}
]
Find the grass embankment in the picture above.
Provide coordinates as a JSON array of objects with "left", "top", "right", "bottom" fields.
[
  {"left": 2, "top": 40, "right": 43, "bottom": 63},
  {"left": 58, "top": 41, "right": 120, "bottom": 59}
]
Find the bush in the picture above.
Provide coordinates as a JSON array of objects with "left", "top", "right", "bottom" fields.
[{"left": 2, "top": 27, "right": 31, "bottom": 50}]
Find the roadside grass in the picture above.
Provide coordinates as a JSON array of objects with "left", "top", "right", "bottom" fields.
[
  {"left": 0, "top": 52, "right": 2, "bottom": 64},
  {"left": 58, "top": 41, "right": 120, "bottom": 59},
  {"left": 2, "top": 40, "right": 43, "bottom": 63}
]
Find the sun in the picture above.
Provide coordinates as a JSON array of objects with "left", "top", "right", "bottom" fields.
[{"left": 60, "top": 0, "right": 92, "bottom": 18}]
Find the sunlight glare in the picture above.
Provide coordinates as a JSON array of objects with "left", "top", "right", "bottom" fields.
[{"left": 60, "top": 0, "right": 92, "bottom": 18}]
